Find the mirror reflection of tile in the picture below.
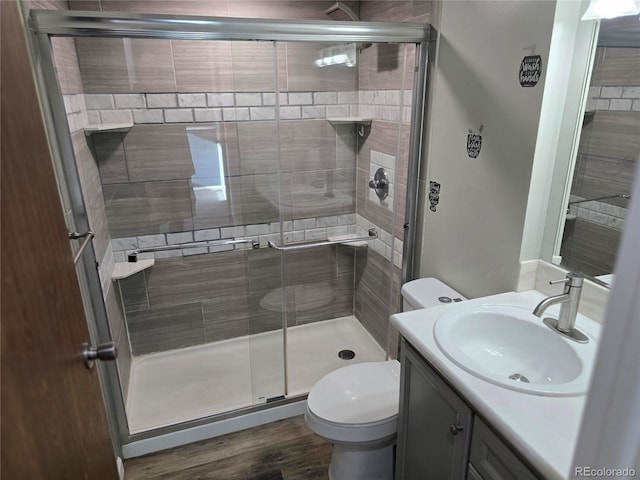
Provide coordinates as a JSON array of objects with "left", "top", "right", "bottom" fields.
[{"left": 561, "top": 17, "right": 639, "bottom": 278}]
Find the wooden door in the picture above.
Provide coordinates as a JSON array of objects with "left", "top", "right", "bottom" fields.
[{"left": 0, "top": 2, "right": 119, "bottom": 478}]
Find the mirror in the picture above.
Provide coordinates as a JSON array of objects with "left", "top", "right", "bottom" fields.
[{"left": 557, "top": 16, "right": 639, "bottom": 286}]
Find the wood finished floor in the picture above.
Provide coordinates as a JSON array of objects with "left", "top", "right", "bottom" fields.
[{"left": 124, "top": 416, "right": 331, "bottom": 480}]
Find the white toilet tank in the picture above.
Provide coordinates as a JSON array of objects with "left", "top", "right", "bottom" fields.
[{"left": 401, "top": 278, "right": 465, "bottom": 311}]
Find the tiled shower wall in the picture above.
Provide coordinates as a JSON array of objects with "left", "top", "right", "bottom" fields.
[
  {"left": 353, "top": 1, "right": 430, "bottom": 356},
  {"left": 43, "top": 0, "right": 433, "bottom": 359},
  {"left": 74, "top": 35, "right": 363, "bottom": 355},
  {"left": 562, "top": 16, "right": 639, "bottom": 277}
]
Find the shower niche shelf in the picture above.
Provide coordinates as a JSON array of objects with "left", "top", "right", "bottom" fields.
[
  {"left": 327, "top": 117, "right": 372, "bottom": 126},
  {"left": 84, "top": 122, "right": 133, "bottom": 136},
  {"left": 112, "top": 259, "right": 154, "bottom": 280}
]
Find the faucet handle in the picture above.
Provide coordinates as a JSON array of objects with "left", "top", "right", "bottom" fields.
[{"left": 549, "top": 272, "right": 584, "bottom": 288}]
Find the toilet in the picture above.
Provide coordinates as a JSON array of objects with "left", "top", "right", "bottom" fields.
[{"left": 305, "top": 278, "right": 464, "bottom": 480}]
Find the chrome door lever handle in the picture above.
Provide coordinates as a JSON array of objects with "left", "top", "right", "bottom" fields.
[{"left": 83, "top": 341, "right": 118, "bottom": 369}]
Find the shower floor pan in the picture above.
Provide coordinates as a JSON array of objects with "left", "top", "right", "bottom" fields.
[{"left": 126, "top": 316, "right": 385, "bottom": 434}]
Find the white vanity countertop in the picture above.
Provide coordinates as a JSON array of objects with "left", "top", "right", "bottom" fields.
[{"left": 390, "top": 290, "right": 602, "bottom": 480}]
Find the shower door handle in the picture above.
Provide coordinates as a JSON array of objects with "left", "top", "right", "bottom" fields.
[{"left": 82, "top": 341, "right": 118, "bottom": 369}]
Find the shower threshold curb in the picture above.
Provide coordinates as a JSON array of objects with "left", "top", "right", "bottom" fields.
[{"left": 121, "top": 399, "right": 307, "bottom": 459}]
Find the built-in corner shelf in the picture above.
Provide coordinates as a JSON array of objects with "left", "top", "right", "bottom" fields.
[
  {"left": 582, "top": 110, "right": 595, "bottom": 127},
  {"left": 84, "top": 123, "right": 133, "bottom": 136},
  {"left": 327, "top": 117, "right": 372, "bottom": 126},
  {"left": 112, "top": 259, "right": 154, "bottom": 280}
]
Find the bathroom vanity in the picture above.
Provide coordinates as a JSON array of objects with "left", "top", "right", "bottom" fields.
[{"left": 391, "top": 290, "right": 601, "bottom": 480}]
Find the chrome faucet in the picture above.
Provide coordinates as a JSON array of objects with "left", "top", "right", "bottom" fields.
[{"left": 532, "top": 272, "right": 589, "bottom": 343}]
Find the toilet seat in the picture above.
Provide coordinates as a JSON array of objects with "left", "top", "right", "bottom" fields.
[{"left": 306, "top": 360, "right": 401, "bottom": 444}]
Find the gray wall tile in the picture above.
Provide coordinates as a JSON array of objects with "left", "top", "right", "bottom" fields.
[
  {"left": 145, "top": 251, "right": 248, "bottom": 307},
  {"left": 86, "top": 94, "right": 116, "bottom": 110},
  {"left": 167, "top": 231, "right": 194, "bottom": 245},
  {"left": 103, "top": 180, "right": 194, "bottom": 237},
  {"left": 133, "top": 109, "right": 164, "bottom": 124},
  {"left": 178, "top": 93, "right": 207, "bottom": 107},
  {"left": 91, "top": 132, "right": 129, "bottom": 184},
  {"left": 72, "top": 131, "right": 111, "bottom": 263},
  {"left": 227, "top": 0, "right": 334, "bottom": 20},
  {"left": 172, "top": 40, "right": 234, "bottom": 92},
  {"left": 360, "top": 0, "right": 431, "bottom": 22},
  {"left": 286, "top": 42, "right": 358, "bottom": 92},
  {"left": 560, "top": 217, "right": 622, "bottom": 276},
  {"left": 115, "top": 321, "right": 132, "bottom": 402},
  {"left": 571, "top": 154, "right": 635, "bottom": 207},
  {"left": 239, "top": 174, "right": 285, "bottom": 225},
  {"left": 578, "top": 111, "right": 640, "bottom": 162},
  {"left": 114, "top": 94, "right": 146, "bottom": 108},
  {"left": 147, "top": 94, "right": 177, "bottom": 108},
  {"left": 127, "top": 302, "right": 205, "bottom": 355},
  {"left": 592, "top": 46, "right": 640, "bottom": 87},
  {"left": 118, "top": 272, "right": 149, "bottom": 313},
  {"left": 203, "top": 293, "right": 250, "bottom": 342},
  {"left": 164, "top": 109, "right": 194, "bottom": 123},
  {"left": 354, "top": 248, "right": 398, "bottom": 352},
  {"left": 237, "top": 121, "right": 278, "bottom": 175},
  {"left": 98, "top": 0, "right": 229, "bottom": 15},
  {"left": 295, "top": 277, "right": 354, "bottom": 325},
  {"left": 358, "top": 42, "right": 415, "bottom": 91},
  {"left": 68, "top": 1, "right": 101, "bottom": 10},
  {"left": 291, "top": 169, "right": 355, "bottom": 219},
  {"left": 122, "top": 124, "right": 195, "bottom": 182},
  {"left": 230, "top": 42, "right": 287, "bottom": 93},
  {"left": 76, "top": 38, "right": 176, "bottom": 93},
  {"left": 191, "top": 175, "right": 243, "bottom": 230},
  {"left": 104, "top": 281, "right": 125, "bottom": 343},
  {"left": 280, "top": 120, "right": 336, "bottom": 173},
  {"left": 51, "top": 37, "right": 83, "bottom": 95}
]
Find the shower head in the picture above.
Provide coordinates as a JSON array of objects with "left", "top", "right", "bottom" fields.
[{"left": 325, "top": 1, "right": 360, "bottom": 21}]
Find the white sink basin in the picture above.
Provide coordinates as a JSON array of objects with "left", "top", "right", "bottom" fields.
[{"left": 433, "top": 304, "right": 597, "bottom": 396}]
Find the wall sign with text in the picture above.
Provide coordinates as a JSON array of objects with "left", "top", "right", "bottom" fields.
[
  {"left": 467, "top": 125, "right": 484, "bottom": 159},
  {"left": 519, "top": 54, "right": 542, "bottom": 87}
]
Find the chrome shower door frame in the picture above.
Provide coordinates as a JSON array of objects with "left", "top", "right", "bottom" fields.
[{"left": 28, "top": 8, "right": 432, "bottom": 453}]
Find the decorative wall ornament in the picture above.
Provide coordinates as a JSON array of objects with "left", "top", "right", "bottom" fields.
[
  {"left": 429, "top": 181, "right": 441, "bottom": 212},
  {"left": 467, "top": 124, "right": 483, "bottom": 159},
  {"left": 519, "top": 45, "right": 542, "bottom": 87}
]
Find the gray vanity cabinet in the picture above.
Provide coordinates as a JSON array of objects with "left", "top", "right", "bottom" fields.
[
  {"left": 396, "top": 339, "right": 473, "bottom": 480},
  {"left": 396, "top": 338, "right": 541, "bottom": 480},
  {"left": 468, "top": 417, "right": 538, "bottom": 480}
]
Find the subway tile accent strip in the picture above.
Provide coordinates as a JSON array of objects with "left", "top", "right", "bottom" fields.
[
  {"left": 587, "top": 85, "right": 640, "bottom": 112},
  {"left": 79, "top": 90, "right": 414, "bottom": 125},
  {"left": 110, "top": 215, "right": 361, "bottom": 263},
  {"left": 568, "top": 195, "right": 628, "bottom": 231},
  {"left": 109, "top": 214, "right": 400, "bottom": 266}
]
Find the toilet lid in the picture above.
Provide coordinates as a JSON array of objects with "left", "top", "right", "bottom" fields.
[{"left": 307, "top": 360, "right": 401, "bottom": 425}]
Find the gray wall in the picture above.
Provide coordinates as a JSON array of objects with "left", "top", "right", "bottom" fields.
[{"left": 418, "top": 0, "right": 556, "bottom": 299}]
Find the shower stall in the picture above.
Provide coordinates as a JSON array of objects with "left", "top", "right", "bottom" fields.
[{"left": 29, "top": 8, "right": 432, "bottom": 454}]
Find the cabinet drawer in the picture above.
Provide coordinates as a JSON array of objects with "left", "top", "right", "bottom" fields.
[{"left": 469, "top": 418, "right": 539, "bottom": 480}]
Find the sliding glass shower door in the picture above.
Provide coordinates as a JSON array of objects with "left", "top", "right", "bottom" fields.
[
  {"left": 37, "top": 8, "right": 429, "bottom": 442},
  {"left": 55, "top": 36, "right": 288, "bottom": 431}
]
